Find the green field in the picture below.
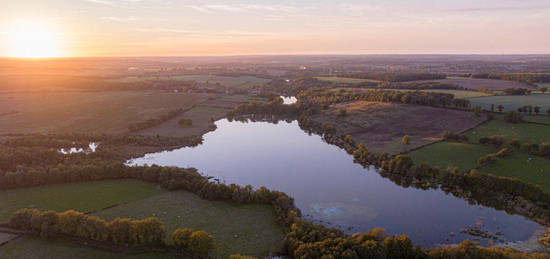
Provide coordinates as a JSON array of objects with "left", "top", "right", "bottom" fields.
[
  {"left": 111, "top": 75, "right": 271, "bottom": 89},
  {"left": 466, "top": 94, "right": 550, "bottom": 112},
  {"left": 0, "top": 181, "right": 285, "bottom": 258},
  {"left": 0, "top": 180, "right": 165, "bottom": 222},
  {"left": 465, "top": 119, "right": 550, "bottom": 143},
  {"left": 0, "top": 91, "right": 208, "bottom": 134},
  {"left": 480, "top": 152, "right": 550, "bottom": 194},
  {"left": 315, "top": 76, "right": 380, "bottom": 84},
  {"left": 421, "top": 89, "right": 490, "bottom": 99},
  {"left": 409, "top": 142, "right": 496, "bottom": 171},
  {"left": 370, "top": 89, "right": 489, "bottom": 99},
  {"left": 0, "top": 237, "right": 173, "bottom": 259},
  {"left": 95, "top": 191, "right": 285, "bottom": 258},
  {"left": 523, "top": 116, "right": 550, "bottom": 125}
]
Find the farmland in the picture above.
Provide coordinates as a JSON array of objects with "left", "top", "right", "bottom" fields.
[
  {"left": 480, "top": 152, "right": 550, "bottom": 194},
  {"left": 384, "top": 89, "right": 490, "bottom": 99},
  {"left": 409, "top": 142, "right": 495, "bottom": 171},
  {"left": 311, "top": 101, "right": 485, "bottom": 154},
  {"left": 524, "top": 116, "right": 550, "bottom": 125},
  {"left": 409, "top": 115, "right": 550, "bottom": 195},
  {"left": 95, "top": 191, "right": 285, "bottom": 258},
  {"left": 0, "top": 91, "right": 209, "bottom": 134},
  {"left": 466, "top": 94, "right": 550, "bottom": 112},
  {"left": 110, "top": 75, "right": 271, "bottom": 90},
  {"left": 136, "top": 95, "right": 267, "bottom": 138},
  {"left": 0, "top": 180, "right": 165, "bottom": 222},
  {"left": 465, "top": 119, "right": 550, "bottom": 143},
  {"left": 428, "top": 77, "right": 532, "bottom": 90},
  {"left": 0, "top": 181, "right": 285, "bottom": 258}
]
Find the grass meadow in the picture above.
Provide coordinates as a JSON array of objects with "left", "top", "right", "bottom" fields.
[
  {"left": 0, "top": 180, "right": 165, "bottom": 222},
  {"left": 409, "top": 142, "right": 496, "bottom": 172},
  {"left": 0, "top": 91, "right": 208, "bottom": 134},
  {"left": 466, "top": 94, "right": 550, "bottom": 112},
  {"left": 95, "top": 191, "right": 285, "bottom": 258}
]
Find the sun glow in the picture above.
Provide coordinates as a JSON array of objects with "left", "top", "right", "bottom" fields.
[{"left": 5, "top": 20, "right": 62, "bottom": 58}]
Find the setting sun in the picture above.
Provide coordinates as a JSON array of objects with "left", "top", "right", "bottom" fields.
[{"left": 5, "top": 20, "right": 61, "bottom": 58}]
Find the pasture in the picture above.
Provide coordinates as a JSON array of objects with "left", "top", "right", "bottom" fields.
[
  {"left": 466, "top": 94, "right": 550, "bottom": 112},
  {"left": 523, "top": 116, "right": 550, "bottom": 125},
  {"left": 0, "top": 180, "right": 164, "bottom": 222},
  {"left": 95, "top": 191, "right": 285, "bottom": 258},
  {"left": 480, "top": 152, "right": 550, "bottom": 194},
  {"left": 385, "top": 89, "right": 490, "bottom": 99},
  {"left": 0, "top": 91, "right": 208, "bottom": 134},
  {"left": 466, "top": 119, "right": 550, "bottom": 143},
  {"left": 429, "top": 77, "right": 532, "bottom": 91},
  {"left": 111, "top": 75, "right": 271, "bottom": 89},
  {"left": 409, "top": 142, "right": 495, "bottom": 172}
]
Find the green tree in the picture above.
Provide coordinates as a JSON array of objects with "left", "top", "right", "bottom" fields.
[
  {"left": 402, "top": 135, "right": 410, "bottom": 145},
  {"left": 188, "top": 231, "right": 214, "bottom": 256}
]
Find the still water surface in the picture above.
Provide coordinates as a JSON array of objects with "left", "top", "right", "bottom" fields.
[
  {"left": 281, "top": 96, "right": 297, "bottom": 105},
  {"left": 128, "top": 119, "right": 543, "bottom": 248}
]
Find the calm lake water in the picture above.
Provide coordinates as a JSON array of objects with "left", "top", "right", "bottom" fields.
[{"left": 128, "top": 119, "right": 544, "bottom": 249}]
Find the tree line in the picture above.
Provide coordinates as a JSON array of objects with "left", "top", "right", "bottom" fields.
[
  {"left": 9, "top": 208, "right": 213, "bottom": 257},
  {"left": 336, "top": 72, "right": 447, "bottom": 82},
  {"left": 296, "top": 88, "right": 470, "bottom": 109},
  {"left": 128, "top": 106, "right": 195, "bottom": 132},
  {"left": 470, "top": 73, "right": 550, "bottom": 85},
  {"left": 478, "top": 135, "right": 550, "bottom": 160},
  {"left": 0, "top": 134, "right": 202, "bottom": 173}
]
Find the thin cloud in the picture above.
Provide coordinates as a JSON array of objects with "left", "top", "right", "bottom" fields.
[
  {"left": 452, "top": 5, "right": 550, "bottom": 12},
  {"left": 101, "top": 16, "right": 138, "bottom": 22},
  {"left": 82, "top": 0, "right": 116, "bottom": 6},
  {"left": 188, "top": 3, "right": 297, "bottom": 14}
]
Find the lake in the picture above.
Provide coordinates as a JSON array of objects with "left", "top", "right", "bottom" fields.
[{"left": 128, "top": 118, "right": 544, "bottom": 249}]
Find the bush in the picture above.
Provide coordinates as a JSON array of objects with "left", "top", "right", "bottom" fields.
[
  {"left": 172, "top": 229, "right": 214, "bottom": 256},
  {"left": 10, "top": 209, "right": 166, "bottom": 247},
  {"left": 178, "top": 118, "right": 193, "bottom": 128},
  {"left": 442, "top": 131, "right": 469, "bottom": 143},
  {"left": 504, "top": 111, "right": 521, "bottom": 123}
]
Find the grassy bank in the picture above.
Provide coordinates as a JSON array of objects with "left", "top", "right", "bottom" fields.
[
  {"left": 480, "top": 152, "right": 550, "bottom": 194},
  {"left": 409, "top": 142, "right": 496, "bottom": 171},
  {"left": 0, "top": 180, "right": 165, "bottom": 222},
  {"left": 465, "top": 119, "right": 550, "bottom": 143},
  {"left": 95, "top": 191, "right": 285, "bottom": 258}
]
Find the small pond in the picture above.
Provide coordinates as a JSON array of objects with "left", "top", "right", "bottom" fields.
[
  {"left": 59, "top": 142, "right": 98, "bottom": 154},
  {"left": 281, "top": 96, "right": 297, "bottom": 105},
  {"left": 128, "top": 118, "right": 544, "bottom": 250}
]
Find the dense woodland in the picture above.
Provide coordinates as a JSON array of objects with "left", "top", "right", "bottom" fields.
[
  {"left": 296, "top": 88, "right": 470, "bottom": 109},
  {"left": 471, "top": 73, "right": 550, "bottom": 84}
]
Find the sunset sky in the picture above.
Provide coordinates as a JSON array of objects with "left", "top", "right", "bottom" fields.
[{"left": 1, "top": 0, "right": 549, "bottom": 57}]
